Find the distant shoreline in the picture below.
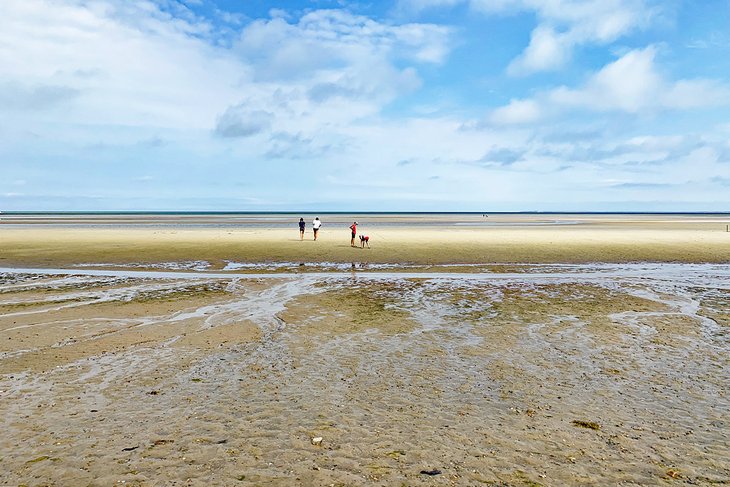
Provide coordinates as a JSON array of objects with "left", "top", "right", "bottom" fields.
[{"left": 2, "top": 211, "right": 730, "bottom": 215}]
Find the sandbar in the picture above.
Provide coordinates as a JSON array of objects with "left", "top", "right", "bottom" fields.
[{"left": 0, "top": 213, "right": 728, "bottom": 268}]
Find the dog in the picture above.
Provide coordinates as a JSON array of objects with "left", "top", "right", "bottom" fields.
[{"left": 359, "top": 235, "right": 370, "bottom": 248}]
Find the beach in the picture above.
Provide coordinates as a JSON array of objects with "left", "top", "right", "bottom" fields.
[
  {"left": 0, "top": 214, "right": 729, "bottom": 485},
  {"left": 1, "top": 213, "right": 729, "bottom": 267},
  {"left": 7, "top": 0, "right": 730, "bottom": 484}
]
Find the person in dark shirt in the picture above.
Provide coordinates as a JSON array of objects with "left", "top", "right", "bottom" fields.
[{"left": 298, "top": 217, "right": 305, "bottom": 240}]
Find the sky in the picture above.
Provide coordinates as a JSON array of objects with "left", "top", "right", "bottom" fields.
[{"left": 1, "top": 0, "right": 729, "bottom": 212}]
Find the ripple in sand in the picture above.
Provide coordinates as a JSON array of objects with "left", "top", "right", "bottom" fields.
[{"left": 0, "top": 264, "right": 728, "bottom": 485}]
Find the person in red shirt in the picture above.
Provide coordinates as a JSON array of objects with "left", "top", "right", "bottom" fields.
[{"left": 349, "top": 221, "right": 357, "bottom": 247}]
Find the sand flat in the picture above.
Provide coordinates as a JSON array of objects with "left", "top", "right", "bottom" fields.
[
  {"left": 0, "top": 213, "right": 729, "bottom": 267},
  {"left": 1, "top": 265, "right": 729, "bottom": 485},
  {"left": 1, "top": 213, "right": 728, "bottom": 485}
]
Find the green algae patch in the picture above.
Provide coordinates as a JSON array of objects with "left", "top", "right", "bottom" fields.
[
  {"left": 0, "top": 296, "right": 89, "bottom": 312},
  {"left": 572, "top": 420, "right": 601, "bottom": 430},
  {"left": 279, "top": 282, "right": 418, "bottom": 337},
  {"left": 128, "top": 282, "right": 229, "bottom": 304},
  {"left": 512, "top": 470, "right": 545, "bottom": 487},
  {"left": 697, "top": 289, "right": 730, "bottom": 327},
  {"left": 25, "top": 456, "right": 51, "bottom": 464},
  {"left": 489, "top": 283, "right": 668, "bottom": 324}
]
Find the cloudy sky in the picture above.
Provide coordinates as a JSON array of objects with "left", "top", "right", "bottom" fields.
[{"left": 1, "top": 0, "right": 729, "bottom": 211}]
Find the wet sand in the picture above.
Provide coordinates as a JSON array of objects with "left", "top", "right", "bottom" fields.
[
  {"left": 1, "top": 214, "right": 728, "bottom": 485},
  {"left": 1, "top": 213, "right": 729, "bottom": 267},
  {"left": 1, "top": 264, "right": 728, "bottom": 485}
]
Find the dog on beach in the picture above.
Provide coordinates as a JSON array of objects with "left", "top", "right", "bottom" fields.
[{"left": 359, "top": 235, "right": 370, "bottom": 248}]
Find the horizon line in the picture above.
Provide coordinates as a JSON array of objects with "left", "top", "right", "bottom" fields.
[{"left": 3, "top": 210, "right": 730, "bottom": 215}]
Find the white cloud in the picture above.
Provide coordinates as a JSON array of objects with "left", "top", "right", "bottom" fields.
[
  {"left": 197, "top": 9, "right": 452, "bottom": 153},
  {"left": 550, "top": 46, "right": 730, "bottom": 112},
  {"left": 215, "top": 107, "right": 274, "bottom": 138},
  {"left": 490, "top": 98, "right": 541, "bottom": 124},
  {"left": 507, "top": 25, "right": 570, "bottom": 75},
  {"left": 0, "top": 82, "right": 81, "bottom": 110},
  {"left": 235, "top": 10, "right": 451, "bottom": 82},
  {"left": 506, "top": 0, "right": 656, "bottom": 74},
  {"left": 548, "top": 46, "right": 663, "bottom": 112},
  {"left": 491, "top": 46, "right": 730, "bottom": 122},
  {"left": 624, "top": 135, "right": 684, "bottom": 151},
  {"left": 400, "top": 0, "right": 657, "bottom": 74},
  {"left": 0, "top": 0, "right": 452, "bottom": 151},
  {"left": 398, "top": 0, "right": 464, "bottom": 11},
  {"left": 2, "top": 0, "right": 729, "bottom": 211},
  {"left": 0, "top": 0, "right": 246, "bottom": 132},
  {"left": 661, "top": 79, "right": 730, "bottom": 109}
]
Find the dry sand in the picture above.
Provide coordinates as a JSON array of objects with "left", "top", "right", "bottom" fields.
[{"left": 0, "top": 214, "right": 729, "bottom": 268}]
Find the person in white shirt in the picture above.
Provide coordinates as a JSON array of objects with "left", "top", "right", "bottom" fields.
[{"left": 312, "top": 217, "right": 322, "bottom": 241}]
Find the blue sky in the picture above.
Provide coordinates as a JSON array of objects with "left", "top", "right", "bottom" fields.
[{"left": 1, "top": 0, "right": 729, "bottom": 211}]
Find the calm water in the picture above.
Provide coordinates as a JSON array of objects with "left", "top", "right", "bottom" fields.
[{"left": 2, "top": 211, "right": 729, "bottom": 229}]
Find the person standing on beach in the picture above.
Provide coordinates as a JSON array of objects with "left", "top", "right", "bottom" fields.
[
  {"left": 312, "top": 217, "right": 322, "bottom": 241},
  {"left": 298, "top": 218, "right": 305, "bottom": 240},
  {"left": 349, "top": 221, "right": 357, "bottom": 247}
]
